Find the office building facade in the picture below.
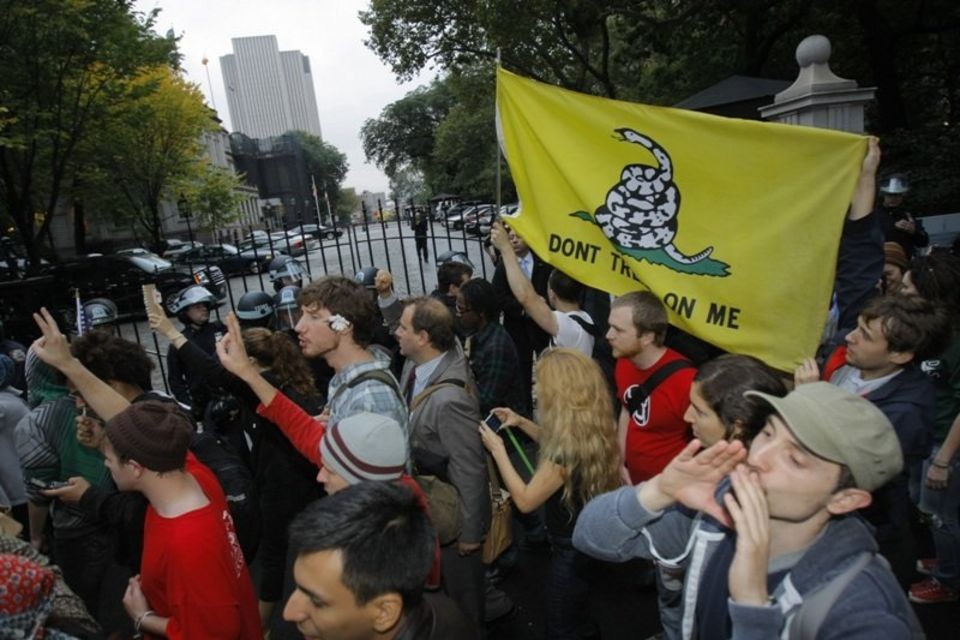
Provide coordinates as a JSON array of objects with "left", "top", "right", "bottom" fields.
[{"left": 221, "top": 35, "right": 323, "bottom": 139}]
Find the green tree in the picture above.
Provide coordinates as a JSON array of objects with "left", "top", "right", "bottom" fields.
[
  {"left": 0, "top": 0, "right": 175, "bottom": 265},
  {"left": 389, "top": 166, "right": 428, "bottom": 206},
  {"left": 87, "top": 66, "right": 217, "bottom": 247},
  {"left": 362, "top": 0, "right": 960, "bottom": 212},
  {"left": 360, "top": 79, "right": 454, "bottom": 178},
  {"left": 363, "top": 67, "right": 513, "bottom": 201},
  {"left": 337, "top": 187, "right": 360, "bottom": 221},
  {"left": 175, "top": 163, "right": 244, "bottom": 233},
  {"left": 287, "top": 130, "right": 349, "bottom": 222}
]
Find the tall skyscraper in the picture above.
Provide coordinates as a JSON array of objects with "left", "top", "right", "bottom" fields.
[{"left": 220, "top": 35, "right": 323, "bottom": 140}]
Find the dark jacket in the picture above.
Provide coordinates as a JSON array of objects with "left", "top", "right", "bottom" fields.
[
  {"left": 829, "top": 214, "right": 883, "bottom": 353},
  {"left": 874, "top": 205, "right": 928, "bottom": 257},
  {"left": 167, "top": 321, "right": 225, "bottom": 409},
  {"left": 864, "top": 365, "right": 936, "bottom": 464},
  {"left": 395, "top": 592, "right": 478, "bottom": 640},
  {"left": 491, "top": 250, "right": 551, "bottom": 359}
]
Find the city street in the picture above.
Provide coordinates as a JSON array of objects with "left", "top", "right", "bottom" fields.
[{"left": 127, "top": 221, "right": 496, "bottom": 392}]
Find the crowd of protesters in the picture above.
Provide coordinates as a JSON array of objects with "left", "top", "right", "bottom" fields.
[{"left": 0, "top": 135, "right": 958, "bottom": 640}]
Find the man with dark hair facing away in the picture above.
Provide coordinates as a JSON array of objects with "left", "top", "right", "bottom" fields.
[{"left": 284, "top": 481, "right": 475, "bottom": 640}]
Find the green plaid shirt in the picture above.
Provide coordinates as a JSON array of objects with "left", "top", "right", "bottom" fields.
[{"left": 465, "top": 322, "right": 527, "bottom": 416}]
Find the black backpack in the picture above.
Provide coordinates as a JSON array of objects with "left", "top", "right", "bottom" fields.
[{"left": 190, "top": 430, "right": 261, "bottom": 562}]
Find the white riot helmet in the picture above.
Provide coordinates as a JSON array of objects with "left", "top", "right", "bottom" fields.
[
  {"left": 268, "top": 256, "right": 306, "bottom": 292},
  {"left": 168, "top": 285, "right": 216, "bottom": 322},
  {"left": 880, "top": 174, "right": 910, "bottom": 195}
]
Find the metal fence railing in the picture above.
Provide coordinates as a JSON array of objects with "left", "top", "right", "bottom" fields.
[{"left": 127, "top": 198, "right": 497, "bottom": 393}]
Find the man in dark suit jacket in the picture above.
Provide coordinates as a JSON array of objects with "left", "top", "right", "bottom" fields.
[{"left": 491, "top": 223, "right": 551, "bottom": 411}]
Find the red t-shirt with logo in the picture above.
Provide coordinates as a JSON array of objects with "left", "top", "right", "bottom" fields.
[
  {"left": 616, "top": 349, "right": 695, "bottom": 484},
  {"left": 141, "top": 453, "right": 261, "bottom": 639}
]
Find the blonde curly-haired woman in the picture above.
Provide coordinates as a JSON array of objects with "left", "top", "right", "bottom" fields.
[{"left": 480, "top": 347, "right": 620, "bottom": 639}]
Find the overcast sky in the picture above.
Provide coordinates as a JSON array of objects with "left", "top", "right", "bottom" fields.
[{"left": 133, "top": 0, "right": 435, "bottom": 195}]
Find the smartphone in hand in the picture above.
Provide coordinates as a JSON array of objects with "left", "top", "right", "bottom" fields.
[
  {"left": 29, "top": 478, "right": 71, "bottom": 491},
  {"left": 483, "top": 412, "right": 503, "bottom": 432}
]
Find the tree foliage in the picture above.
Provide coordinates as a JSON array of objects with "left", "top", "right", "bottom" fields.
[
  {"left": 361, "top": 0, "right": 960, "bottom": 213},
  {"left": 176, "top": 163, "right": 245, "bottom": 234},
  {"left": 0, "top": 0, "right": 176, "bottom": 264},
  {"left": 286, "top": 130, "right": 349, "bottom": 218},
  {"left": 83, "top": 66, "right": 217, "bottom": 247},
  {"left": 360, "top": 79, "right": 454, "bottom": 178},
  {"left": 337, "top": 187, "right": 360, "bottom": 220}
]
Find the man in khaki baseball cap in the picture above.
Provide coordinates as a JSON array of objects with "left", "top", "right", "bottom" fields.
[
  {"left": 745, "top": 381, "right": 903, "bottom": 492},
  {"left": 573, "top": 380, "right": 922, "bottom": 638}
]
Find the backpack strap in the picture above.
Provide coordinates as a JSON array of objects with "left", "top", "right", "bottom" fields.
[
  {"left": 788, "top": 552, "right": 874, "bottom": 639},
  {"left": 410, "top": 378, "right": 467, "bottom": 413},
  {"left": 331, "top": 368, "right": 403, "bottom": 405},
  {"left": 631, "top": 359, "right": 695, "bottom": 405},
  {"left": 568, "top": 312, "right": 599, "bottom": 338}
]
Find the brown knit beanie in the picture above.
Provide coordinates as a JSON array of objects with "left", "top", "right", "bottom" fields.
[
  {"left": 884, "top": 242, "right": 908, "bottom": 270},
  {"left": 105, "top": 401, "right": 193, "bottom": 472}
]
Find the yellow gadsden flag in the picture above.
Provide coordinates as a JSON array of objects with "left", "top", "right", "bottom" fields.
[{"left": 496, "top": 67, "right": 868, "bottom": 372}]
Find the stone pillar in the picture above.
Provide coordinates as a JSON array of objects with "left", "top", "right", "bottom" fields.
[{"left": 759, "top": 35, "right": 875, "bottom": 133}]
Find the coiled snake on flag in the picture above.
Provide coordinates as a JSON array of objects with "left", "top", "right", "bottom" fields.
[{"left": 570, "top": 128, "right": 729, "bottom": 276}]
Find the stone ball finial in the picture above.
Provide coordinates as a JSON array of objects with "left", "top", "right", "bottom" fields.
[{"left": 796, "top": 35, "right": 831, "bottom": 67}]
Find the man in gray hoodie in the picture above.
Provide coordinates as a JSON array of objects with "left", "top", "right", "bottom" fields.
[{"left": 574, "top": 382, "right": 923, "bottom": 639}]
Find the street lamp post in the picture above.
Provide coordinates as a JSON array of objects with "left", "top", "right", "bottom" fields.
[{"left": 177, "top": 194, "right": 195, "bottom": 244}]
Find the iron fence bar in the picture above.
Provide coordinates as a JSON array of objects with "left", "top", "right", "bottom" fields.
[
  {"left": 429, "top": 217, "right": 440, "bottom": 268},
  {"left": 361, "top": 209, "right": 375, "bottom": 267},
  {"left": 247, "top": 224, "right": 266, "bottom": 292},
  {"left": 412, "top": 199, "right": 427, "bottom": 294},
  {"left": 217, "top": 236, "right": 238, "bottom": 309},
  {"left": 315, "top": 222, "right": 330, "bottom": 278},
  {"left": 394, "top": 202, "right": 413, "bottom": 294},
  {"left": 477, "top": 233, "right": 489, "bottom": 280},
  {"left": 375, "top": 200, "right": 393, "bottom": 275},
  {"left": 331, "top": 213, "right": 347, "bottom": 275},
  {"left": 345, "top": 220, "right": 359, "bottom": 274},
  {"left": 297, "top": 220, "right": 314, "bottom": 279}
]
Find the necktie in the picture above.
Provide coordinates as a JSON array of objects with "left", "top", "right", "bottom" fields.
[
  {"left": 520, "top": 255, "right": 532, "bottom": 279},
  {"left": 405, "top": 367, "right": 417, "bottom": 405}
]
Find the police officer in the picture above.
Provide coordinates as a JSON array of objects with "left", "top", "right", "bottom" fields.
[
  {"left": 876, "top": 174, "right": 928, "bottom": 258},
  {"left": 165, "top": 285, "right": 224, "bottom": 418},
  {"left": 267, "top": 256, "right": 307, "bottom": 293}
]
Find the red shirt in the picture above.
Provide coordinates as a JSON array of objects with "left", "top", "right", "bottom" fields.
[
  {"left": 140, "top": 453, "right": 261, "bottom": 639},
  {"left": 616, "top": 349, "right": 695, "bottom": 483}
]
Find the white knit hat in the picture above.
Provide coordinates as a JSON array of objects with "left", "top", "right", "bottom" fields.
[{"left": 319, "top": 413, "right": 407, "bottom": 484}]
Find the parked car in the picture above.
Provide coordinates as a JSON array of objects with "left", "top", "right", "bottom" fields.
[
  {"left": 290, "top": 223, "right": 344, "bottom": 240},
  {"left": 161, "top": 239, "right": 204, "bottom": 260},
  {"left": 0, "top": 238, "right": 50, "bottom": 281},
  {"left": 172, "top": 243, "right": 275, "bottom": 276},
  {"left": 273, "top": 231, "right": 319, "bottom": 256},
  {"left": 464, "top": 204, "right": 497, "bottom": 236},
  {"left": 54, "top": 250, "right": 226, "bottom": 319},
  {"left": 440, "top": 202, "right": 472, "bottom": 228}
]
